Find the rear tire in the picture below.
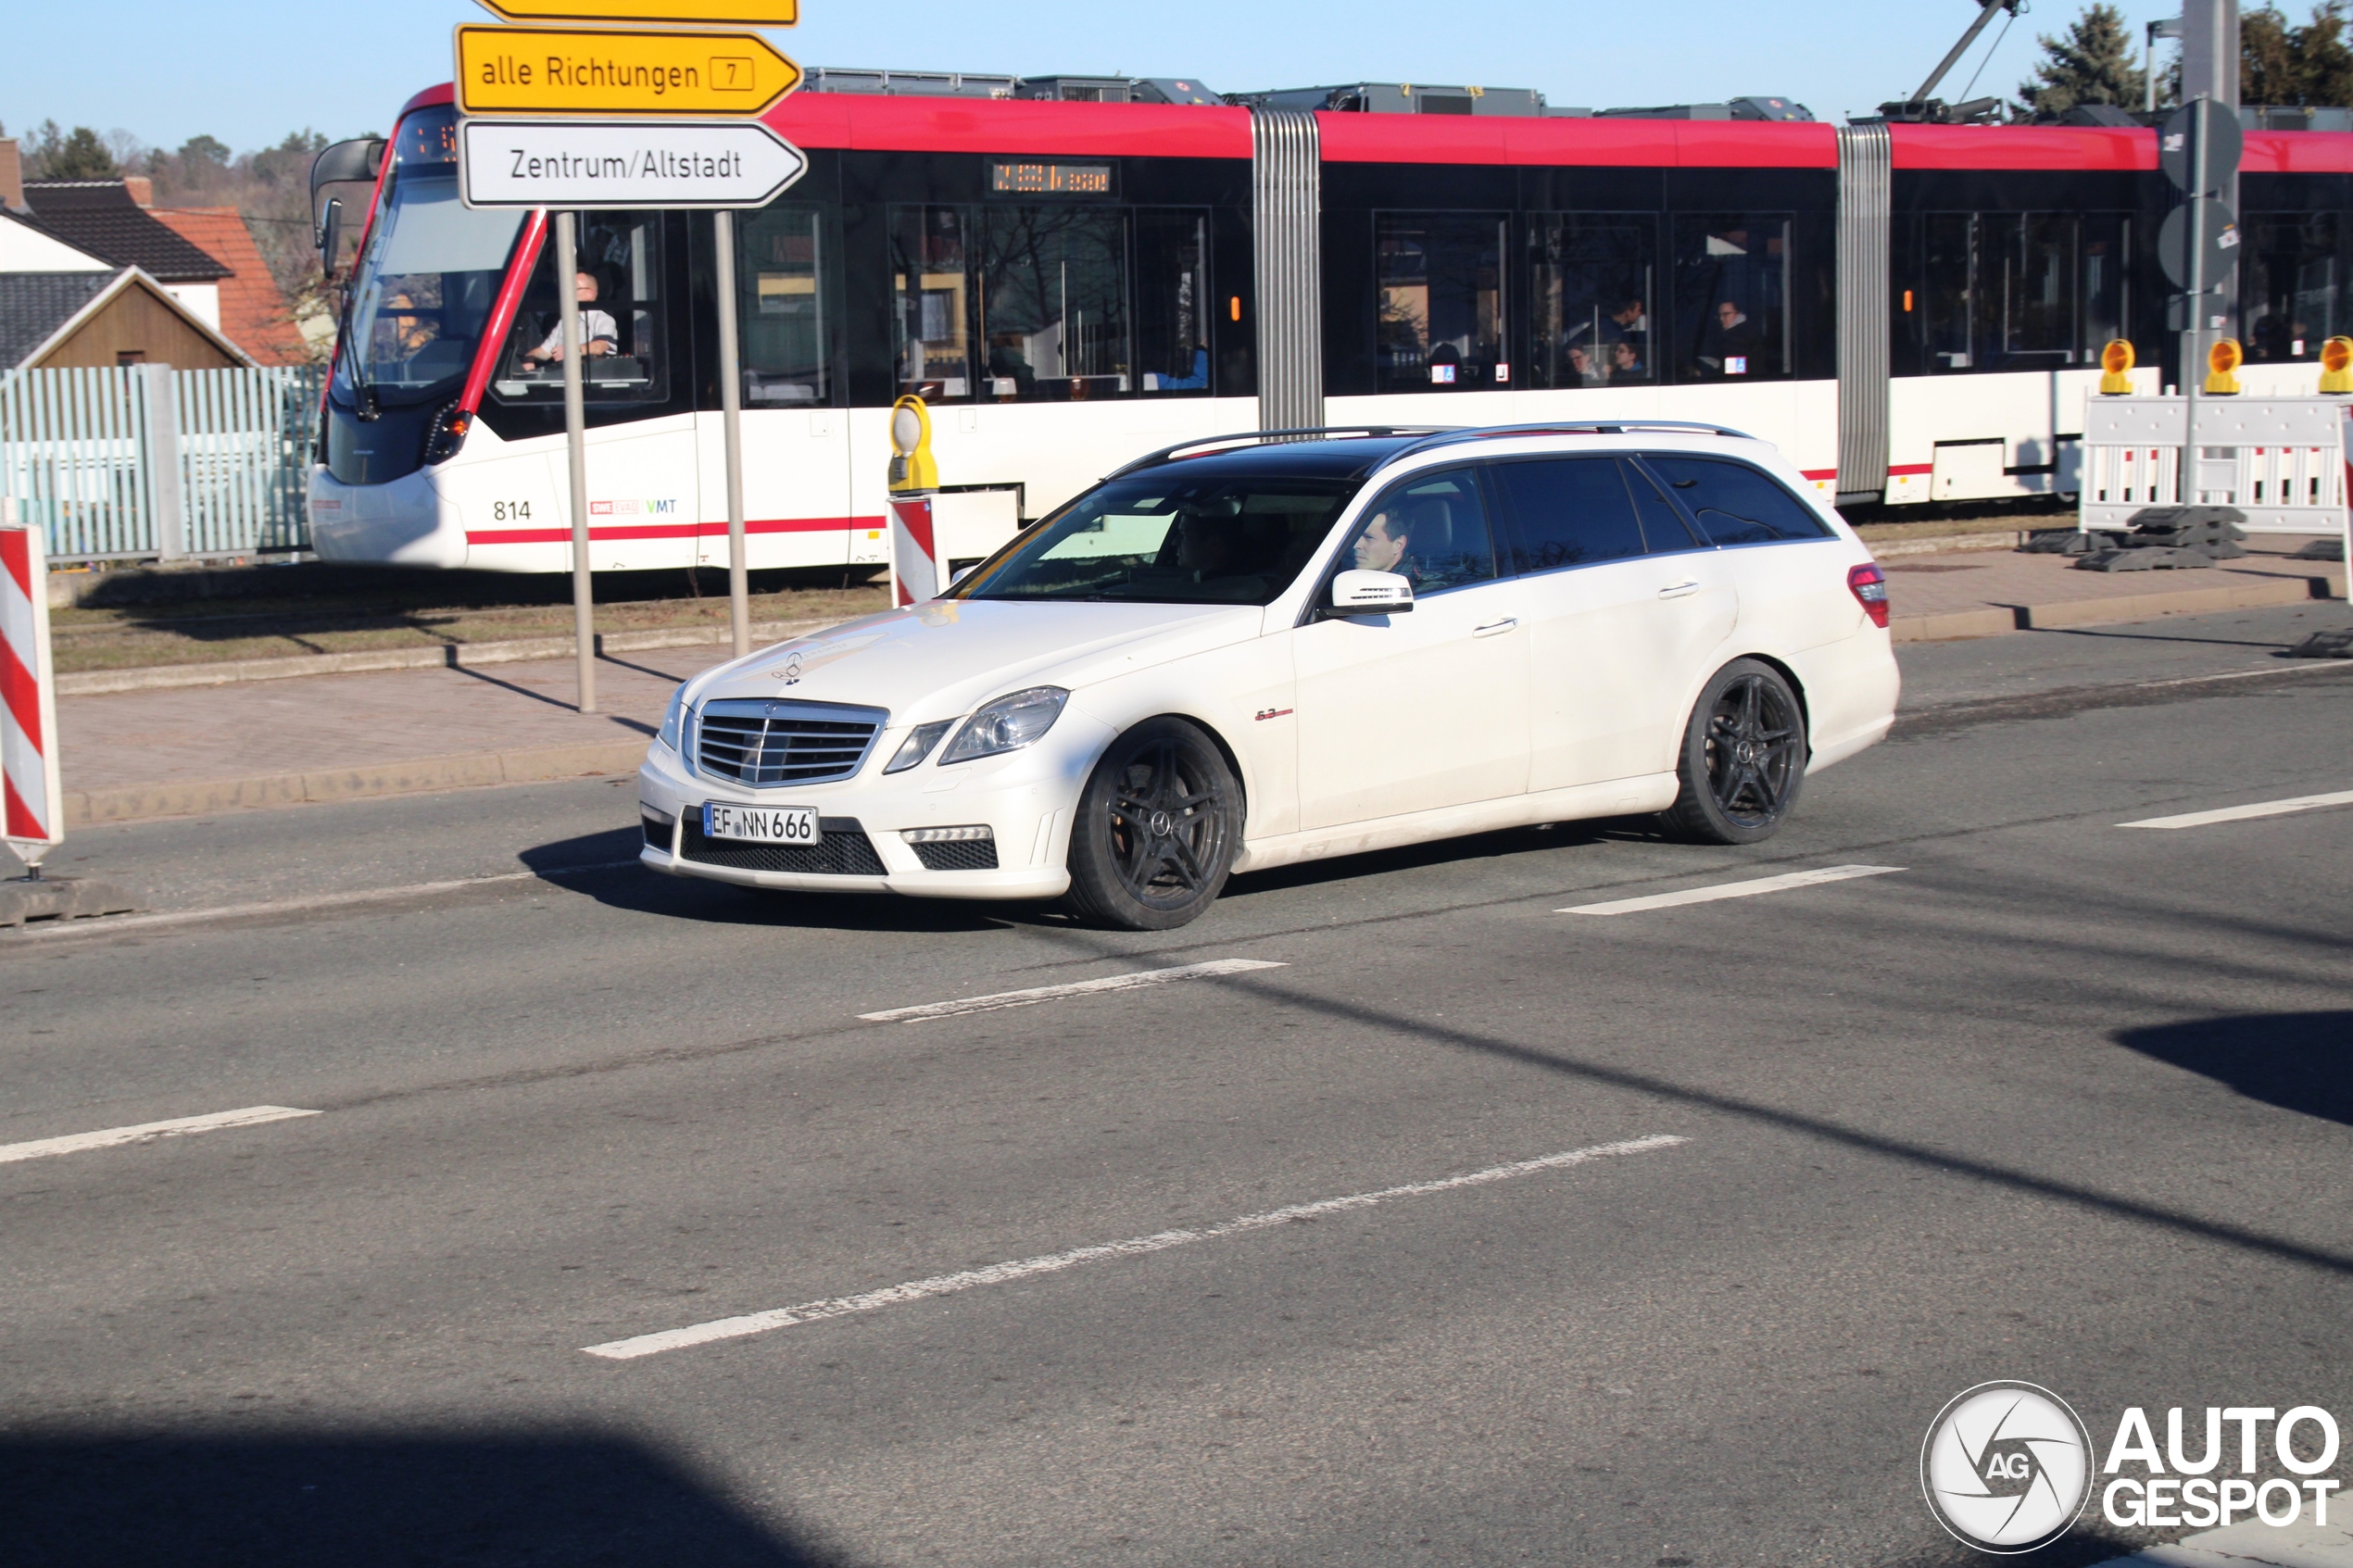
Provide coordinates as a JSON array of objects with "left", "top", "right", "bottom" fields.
[
  {"left": 1658, "top": 659, "right": 1806, "bottom": 846},
  {"left": 1064, "top": 718, "right": 1239, "bottom": 930}
]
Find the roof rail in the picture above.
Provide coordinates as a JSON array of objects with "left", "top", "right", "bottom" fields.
[
  {"left": 1106, "top": 425, "right": 1464, "bottom": 478},
  {"left": 1368, "top": 419, "right": 1760, "bottom": 474}
]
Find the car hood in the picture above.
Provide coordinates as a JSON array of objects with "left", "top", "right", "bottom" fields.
[{"left": 687, "top": 598, "right": 1264, "bottom": 722}]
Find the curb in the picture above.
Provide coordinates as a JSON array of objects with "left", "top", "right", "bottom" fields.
[
  {"left": 55, "top": 617, "right": 839, "bottom": 696},
  {"left": 1891, "top": 572, "right": 2340, "bottom": 643},
  {"left": 60, "top": 739, "right": 652, "bottom": 828}
]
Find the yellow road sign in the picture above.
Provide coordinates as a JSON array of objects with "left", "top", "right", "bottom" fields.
[
  {"left": 471, "top": 0, "right": 797, "bottom": 24},
  {"left": 456, "top": 25, "right": 799, "bottom": 118}
]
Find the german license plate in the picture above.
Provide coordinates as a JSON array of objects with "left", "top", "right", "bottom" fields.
[{"left": 702, "top": 803, "right": 818, "bottom": 844}]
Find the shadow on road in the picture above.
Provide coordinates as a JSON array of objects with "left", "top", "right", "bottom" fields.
[
  {"left": 0, "top": 1429, "right": 849, "bottom": 1567},
  {"left": 2114, "top": 1010, "right": 2353, "bottom": 1127},
  {"left": 517, "top": 828, "right": 1009, "bottom": 934},
  {"left": 1221, "top": 818, "right": 1640, "bottom": 900}
]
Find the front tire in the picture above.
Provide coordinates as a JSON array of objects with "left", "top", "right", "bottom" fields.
[
  {"left": 1658, "top": 659, "right": 1806, "bottom": 846},
  {"left": 1064, "top": 718, "right": 1239, "bottom": 930}
]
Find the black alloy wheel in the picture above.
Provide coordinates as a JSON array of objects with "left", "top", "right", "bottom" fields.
[
  {"left": 1065, "top": 718, "right": 1239, "bottom": 930},
  {"left": 1659, "top": 659, "right": 1807, "bottom": 846}
]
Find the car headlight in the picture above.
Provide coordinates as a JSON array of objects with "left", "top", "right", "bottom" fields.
[
  {"left": 656, "top": 685, "right": 688, "bottom": 756},
  {"left": 940, "top": 685, "right": 1068, "bottom": 765},
  {"left": 883, "top": 719, "right": 955, "bottom": 774}
]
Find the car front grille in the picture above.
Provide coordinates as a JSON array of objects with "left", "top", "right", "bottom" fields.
[
  {"left": 911, "top": 838, "right": 999, "bottom": 872},
  {"left": 695, "top": 699, "right": 886, "bottom": 787},
  {"left": 680, "top": 815, "right": 887, "bottom": 876}
]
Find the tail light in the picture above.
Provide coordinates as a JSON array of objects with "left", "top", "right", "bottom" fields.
[
  {"left": 423, "top": 402, "right": 472, "bottom": 465},
  {"left": 1848, "top": 562, "right": 1890, "bottom": 629}
]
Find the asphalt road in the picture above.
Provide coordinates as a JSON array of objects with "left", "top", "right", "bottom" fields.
[{"left": 5, "top": 603, "right": 2350, "bottom": 1568}]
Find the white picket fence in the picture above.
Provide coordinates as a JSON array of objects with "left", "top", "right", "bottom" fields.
[{"left": 0, "top": 364, "right": 323, "bottom": 561}]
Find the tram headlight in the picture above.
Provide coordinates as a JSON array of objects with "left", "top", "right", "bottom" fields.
[{"left": 422, "top": 400, "right": 472, "bottom": 465}]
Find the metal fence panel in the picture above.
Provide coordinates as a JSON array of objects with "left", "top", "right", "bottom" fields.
[{"left": 0, "top": 364, "right": 321, "bottom": 561}]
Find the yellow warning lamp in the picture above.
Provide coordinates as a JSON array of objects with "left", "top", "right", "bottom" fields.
[
  {"left": 2204, "top": 338, "right": 2244, "bottom": 395},
  {"left": 887, "top": 395, "right": 937, "bottom": 492},
  {"left": 2320, "top": 335, "right": 2353, "bottom": 394},
  {"left": 2097, "top": 339, "right": 2135, "bottom": 395}
]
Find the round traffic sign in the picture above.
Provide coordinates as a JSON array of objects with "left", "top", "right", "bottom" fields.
[
  {"left": 2158, "top": 198, "right": 2242, "bottom": 289},
  {"left": 2158, "top": 101, "right": 2243, "bottom": 193}
]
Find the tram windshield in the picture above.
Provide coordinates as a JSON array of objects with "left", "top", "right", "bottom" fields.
[{"left": 336, "top": 108, "right": 524, "bottom": 409}]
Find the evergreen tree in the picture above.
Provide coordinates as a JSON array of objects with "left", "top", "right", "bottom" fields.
[
  {"left": 2243, "top": 2, "right": 2353, "bottom": 104},
  {"left": 2016, "top": 4, "right": 2147, "bottom": 120},
  {"left": 34, "top": 125, "right": 121, "bottom": 180}
]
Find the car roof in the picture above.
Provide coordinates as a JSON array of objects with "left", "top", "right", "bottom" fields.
[
  {"left": 1117, "top": 435, "right": 1425, "bottom": 483},
  {"left": 1111, "top": 421, "right": 1771, "bottom": 488}
]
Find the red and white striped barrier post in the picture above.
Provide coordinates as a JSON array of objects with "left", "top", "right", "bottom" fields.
[
  {"left": 888, "top": 494, "right": 937, "bottom": 607},
  {"left": 886, "top": 395, "right": 940, "bottom": 608},
  {"left": 1, "top": 508, "right": 65, "bottom": 876}
]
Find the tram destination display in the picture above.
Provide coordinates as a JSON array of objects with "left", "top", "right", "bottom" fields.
[{"left": 988, "top": 160, "right": 1114, "bottom": 195}]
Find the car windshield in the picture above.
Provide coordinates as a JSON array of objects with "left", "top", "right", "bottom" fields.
[
  {"left": 337, "top": 111, "right": 524, "bottom": 408},
  {"left": 949, "top": 472, "right": 1361, "bottom": 605}
]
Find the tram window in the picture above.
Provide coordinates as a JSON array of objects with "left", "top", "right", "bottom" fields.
[
  {"left": 2241, "top": 214, "right": 2341, "bottom": 361},
  {"left": 1670, "top": 215, "right": 1790, "bottom": 382},
  {"left": 1984, "top": 213, "right": 2077, "bottom": 370},
  {"left": 975, "top": 206, "right": 1130, "bottom": 400},
  {"left": 1921, "top": 213, "right": 1977, "bottom": 371},
  {"left": 735, "top": 205, "right": 839, "bottom": 405},
  {"left": 2082, "top": 214, "right": 2131, "bottom": 358},
  {"left": 1528, "top": 215, "right": 1658, "bottom": 389},
  {"left": 891, "top": 206, "right": 974, "bottom": 400},
  {"left": 1375, "top": 214, "right": 1508, "bottom": 393},
  {"left": 1136, "top": 211, "right": 1211, "bottom": 394},
  {"left": 490, "top": 212, "right": 668, "bottom": 406}
]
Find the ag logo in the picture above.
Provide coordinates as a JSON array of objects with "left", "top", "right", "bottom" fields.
[{"left": 1921, "top": 1382, "right": 2093, "bottom": 1553}]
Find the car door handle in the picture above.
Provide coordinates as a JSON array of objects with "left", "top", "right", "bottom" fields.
[
  {"left": 1472, "top": 616, "right": 1519, "bottom": 637},
  {"left": 1656, "top": 580, "right": 1703, "bottom": 599}
]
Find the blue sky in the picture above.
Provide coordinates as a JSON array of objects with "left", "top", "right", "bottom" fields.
[{"left": 5, "top": 0, "right": 2195, "bottom": 155}]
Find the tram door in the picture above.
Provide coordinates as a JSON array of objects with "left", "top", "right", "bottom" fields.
[{"left": 699, "top": 206, "right": 855, "bottom": 574}]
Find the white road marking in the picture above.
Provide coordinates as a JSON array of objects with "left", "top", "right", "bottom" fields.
[
  {"left": 11, "top": 859, "right": 642, "bottom": 938},
  {"left": 1558, "top": 864, "right": 1905, "bottom": 916},
  {"left": 858, "top": 959, "right": 1287, "bottom": 1022},
  {"left": 0, "top": 1105, "right": 321, "bottom": 1165},
  {"left": 583, "top": 1133, "right": 1685, "bottom": 1360},
  {"left": 2118, "top": 789, "right": 2353, "bottom": 830}
]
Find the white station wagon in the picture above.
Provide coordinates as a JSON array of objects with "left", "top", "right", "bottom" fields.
[{"left": 637, "top": 423, "right": 1900, "bottom": 929}]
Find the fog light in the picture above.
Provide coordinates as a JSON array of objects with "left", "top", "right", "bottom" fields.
[{"left": 902, "top": 824, "right": 993, "bottom": 844}]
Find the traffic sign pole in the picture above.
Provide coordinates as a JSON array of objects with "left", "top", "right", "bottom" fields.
[
  {"left": 556, "top": 210, "right": 598, "bottom": 714},
  {"left": 713, "top": 208, "right": 749, "bottom": 657}
]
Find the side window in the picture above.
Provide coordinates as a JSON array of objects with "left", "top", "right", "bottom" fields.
[
  {"left": 1619, "top": 458, "right": 1705, "bottom": 553},
  {"left": 1529, "top": 215, "right": 1657, "bottom": 389},
  {"left": 976, "top": 205, "right": 1129, "bottom": 400},
  {"left": 491, "top": 210, "right": 668, "bottom": 406},
  {"left": 1641, "top": 456, "right": 1831, "bottom": 545},
  {"left": 1487, "top": 456, "right": 1647, "bottom": 573},
  {"left": 1137, "top": 210, "right": 1212, "bottom": 394},
  {"left": 1376, "top": 213, "right": 1510, "bottom": 392},
  {"left": 891, "top": 205, "right": 973, "bottom": 400},
  {"left": 735, "top": 204, "right": 839, "bottom": 406},
  {"left": 1671, "top": 213, "right": 1790, "bottom": 382},
  {"left": 1344, "top": 469, "right": 1499, "bottom": 593}
]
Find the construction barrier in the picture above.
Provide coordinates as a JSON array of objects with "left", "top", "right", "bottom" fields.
[
  {"left": 888, "top": 494, "right": 938, "bottom": 607},
  {"left": 2081, "top": 395, "right": 2349, "bottom": 533},
  {"left": 1, "top": 504, "right": 64, "bottom": 870}
]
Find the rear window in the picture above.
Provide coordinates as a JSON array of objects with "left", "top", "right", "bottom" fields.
[{"left": 1642, "top": 456, "right": 1832, "bottom": 545}]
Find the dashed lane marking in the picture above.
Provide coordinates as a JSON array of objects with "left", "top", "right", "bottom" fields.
[
  {"left": 1558, "top": 864, "right": 1906, "bottom": 916},
  {"left": 2118, "top": 789, "right": 2353, "bottom": 830},
  {"left": 0, "top": 1106, "right": 321, "bottom": 1165},
  {"left": 858, "top": 959, "right": 1286, "bottom": 1022},
  {"left": 582, "top": 1133, "right": 1688, "bottom": 1360}
]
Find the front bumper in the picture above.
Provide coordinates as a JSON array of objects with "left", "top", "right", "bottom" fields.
[{"left": 635, "top": 709, "right": 1114, "bottom": 901}]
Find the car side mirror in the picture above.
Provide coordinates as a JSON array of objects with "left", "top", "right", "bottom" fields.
[
  {"left": 317, "top": 197, "right": 342, "bottom": 272},
  {"left": 1326, "top": 569, "right": 1415, "bottom": 617}
]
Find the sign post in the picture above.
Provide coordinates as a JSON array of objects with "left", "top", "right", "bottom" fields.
[
  {"left": 2158, "top": 97, "right": 2243, "bottom": 505},
  {"left": 458, "top": 0, "right": 802, "bottom": 703}
]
